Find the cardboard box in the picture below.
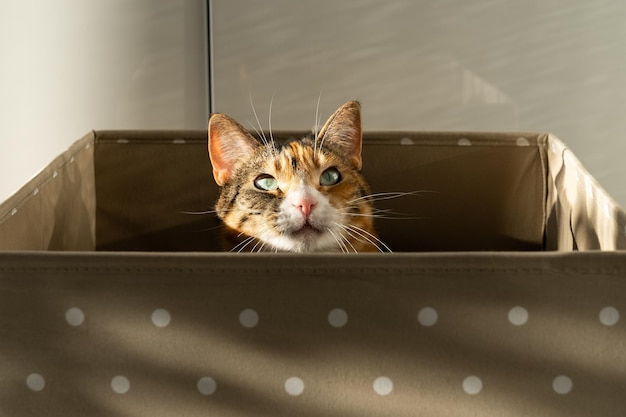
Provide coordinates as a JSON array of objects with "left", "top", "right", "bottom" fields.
[{"left": 1, "top": 130, "right": 625, "bottom": 416}]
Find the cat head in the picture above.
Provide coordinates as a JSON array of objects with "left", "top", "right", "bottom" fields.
[{"left": 208, "top": 100, "right": 378, "bottom": 253}]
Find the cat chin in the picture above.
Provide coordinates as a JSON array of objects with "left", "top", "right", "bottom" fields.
[{"left": 262, "top": 231, "right": 339, "bottom": 253}]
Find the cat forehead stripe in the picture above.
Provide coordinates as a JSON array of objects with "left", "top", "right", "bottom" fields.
[{"left": 271, "top": 142, "right": 319, "bottom": 173}]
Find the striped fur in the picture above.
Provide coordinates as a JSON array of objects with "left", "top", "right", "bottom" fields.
[{"left": 208, "top": 101, "right": 384, "bottom": 253}]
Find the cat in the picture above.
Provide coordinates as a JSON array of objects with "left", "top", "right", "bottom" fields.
[{"left": 207, "top": 100, "right": 388, "bottom": 253}]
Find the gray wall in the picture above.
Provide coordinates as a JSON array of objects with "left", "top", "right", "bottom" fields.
[
  {"left": 0, "top": 0, "right": 208, "bottom": 201},
  {"left": 212, "top": 0, "right": 626, "bottom": 207},
  {"left": 1, "top": 1, "right": 625, "bottom": 209}
]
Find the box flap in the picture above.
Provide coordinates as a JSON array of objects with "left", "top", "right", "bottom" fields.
[
  {"left": 0, "top": 133, "right": 96, "bottom": 250},
  {"left": 545, "top": 134, "right": 626, "bottom": 250}
]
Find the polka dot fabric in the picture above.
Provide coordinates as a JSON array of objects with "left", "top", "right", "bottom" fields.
[
  {"left": 0, "top": 254, "right": 624, "bottom": 417},
  {"left": 1, "top": 131, "right": 626, "bottom": 416}
]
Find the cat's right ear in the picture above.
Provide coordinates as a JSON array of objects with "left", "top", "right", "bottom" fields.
[{"left": 208, "top": 114, "right": 259, "bottom": 186}]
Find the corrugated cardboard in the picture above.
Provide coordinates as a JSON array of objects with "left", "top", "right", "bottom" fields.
[{"left": 0, "top": 130, "right": 625, "bottom": 416}]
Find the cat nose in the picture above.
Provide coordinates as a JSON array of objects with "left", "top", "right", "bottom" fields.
[{"left": 293, "top": 198, "right": 317, "bottom": 218}]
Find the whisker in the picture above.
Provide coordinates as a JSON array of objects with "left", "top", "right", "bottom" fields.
[
  {"left": 179, "top": 209, "right": 218, "bottom": 215},
  {"left": 327, "top": 228, "right": 348, "bottom": 254},
  {"left": 251, "top": 239, "right": 264, "bottom": 253},
  {"left": 268, "top": 93, "right": 278, "bottom": 156},
  {"left": 237, "top": 239, "right": 257, "bottom": 253},
  {"left": 336, "top": 223, "right": 380, "bottom": 252},
  {"left": 348, "top": 224, "right": 393, "bottom": 253},
  {"left": 338, "top": 222, "right": 392, "bottom": 253},
  {"left": 339, "top": 204, "right": 415, "bottom": 217},
  {"left": 186, "top": 208, "right": 264, "bottom": 216},
  {"left": 249, "top": 92, "right": 269, "bottom": 146},
  {"left": 338, "top": 229, "right": 358, "bottom": 253},
  {"left": 349, "top": 229, "right": 384, "bottom": 253},
  {"left": 246, "top": 224, "right": 284, "bottom": 252},
  {"left": 341, "top": 210, "right": 428, "bottom": 221},
  {"left": 231, "top": 236, "right": 256, "bottom": 253},
  {"left": 317, "top": 129, "right": 328, "bottom": 162},
  {"left": 246, "top": 120, "right": 266, "bottom": 144},
  {"left": 186, "top": 224, "right": 226, "bottom": 233},
  {"left": 316, "top": 101, "right": 334, "bottom": 162},
  {"left": 348, "top": 191, "right": 431, "bottom": 204},
  {"left": 313, "top": 91, "right": 323, "bottom": 162}
]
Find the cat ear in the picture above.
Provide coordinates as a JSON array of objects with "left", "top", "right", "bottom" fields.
[
  {"left": 208, "top": 113, "right": 259, "bottom": 186},
  {"left": 317, "top": 100, "right": 363, "bottom": 170}
]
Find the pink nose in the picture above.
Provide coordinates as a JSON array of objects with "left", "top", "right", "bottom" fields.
[{"left": 293, "top": 198, "right": 317, "bottom": 218}]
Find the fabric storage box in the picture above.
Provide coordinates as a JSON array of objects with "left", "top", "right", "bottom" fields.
[{"left": 1, "top": 130, "right": 625, "bottom": 417}]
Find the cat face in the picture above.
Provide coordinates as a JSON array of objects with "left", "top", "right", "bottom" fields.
[{"left": 208, "top": 100, "right": 379, "bottom": 253}]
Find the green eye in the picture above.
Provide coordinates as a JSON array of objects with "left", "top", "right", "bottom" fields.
[
  {"left": 254, "top": 174, "right": 279, "bottom": 191},
  {"left": 320, "top": 167, "right": 342, "bottom": 186}
]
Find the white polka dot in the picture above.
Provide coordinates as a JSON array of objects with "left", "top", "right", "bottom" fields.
[
  {"left": 197, "top": 376, "right": 217, "bottom": 396},
  {"left": 400, "top": 137, "right": 414, "bottom": 145},
  {"left": 417, "top": 307, "right": 438, "bottom": 326},
  {"left": 508, "top": 306, "right": 529, "bottom": 326},
  {"left": 52, "top": 171, "right": 58, "bottom": 178},
  {"left": 373, "top": 376, "right": 393, "bottom": 396},
  {"left": 33, "top": 188, "right": 39, "bottom": 196},
  {"left": 462, "top": 376, "right": 482, "bottom": 395},
  {"left": 599, "top": 306, "right": 620, "bottom": 326},
  {"left": 239, "top": 309, "right": 259, "bottom": 328},
  {"left": 151, "top": 308, "right": 171, "bottom": 328},
  {"left": 458, "top": 138, "right": 472, "bottom": 146},
  {"left": 552, "top": 375, "right": 573, "bottom": 394},
  {"left": 10, "top": 208, "right": 17, "bottom": 216},
  {"left": 65, "top": 307, "right": 85, "bottom": 326},
  {"left": 111, "top": 375, "right": 130, "bottom": 394},
  {"left": 284, "top": 377, "right": 305, "bottom": 396},
  {"left": 26, "top": 373, "right": 45, "bottom": 392},
  {"left": 516, "top": 137, "right": 530, "bottom": 146},
  {"left": 328, "top": 308, "right": 348, "bottom": 328},
  {"left": 70, "top": 156, "right": 75, "bottom": 163}
]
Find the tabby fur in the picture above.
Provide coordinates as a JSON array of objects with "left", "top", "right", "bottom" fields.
[{"left": 207, "top": 100, "right": 383, "bottom": 253}]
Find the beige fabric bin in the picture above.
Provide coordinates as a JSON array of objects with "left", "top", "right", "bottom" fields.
[{"left": 0, "top": 130, "right": 625, "bottom": 416}]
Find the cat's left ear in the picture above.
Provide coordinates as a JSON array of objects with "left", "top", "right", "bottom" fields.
[
  {"left": 318, "top": 100, "right": 363, "bottom": 170},
  {"left": 208, "top": 113, "right": 259, "bottom": 186}
]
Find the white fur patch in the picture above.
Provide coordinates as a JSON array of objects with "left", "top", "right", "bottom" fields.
[{"left": 264, "top": 186, "right": 342, "bottom": 252}]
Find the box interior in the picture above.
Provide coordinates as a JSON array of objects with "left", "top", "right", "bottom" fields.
[{"left": 1, "top": 130, "right": 625, "bottom": 252}]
